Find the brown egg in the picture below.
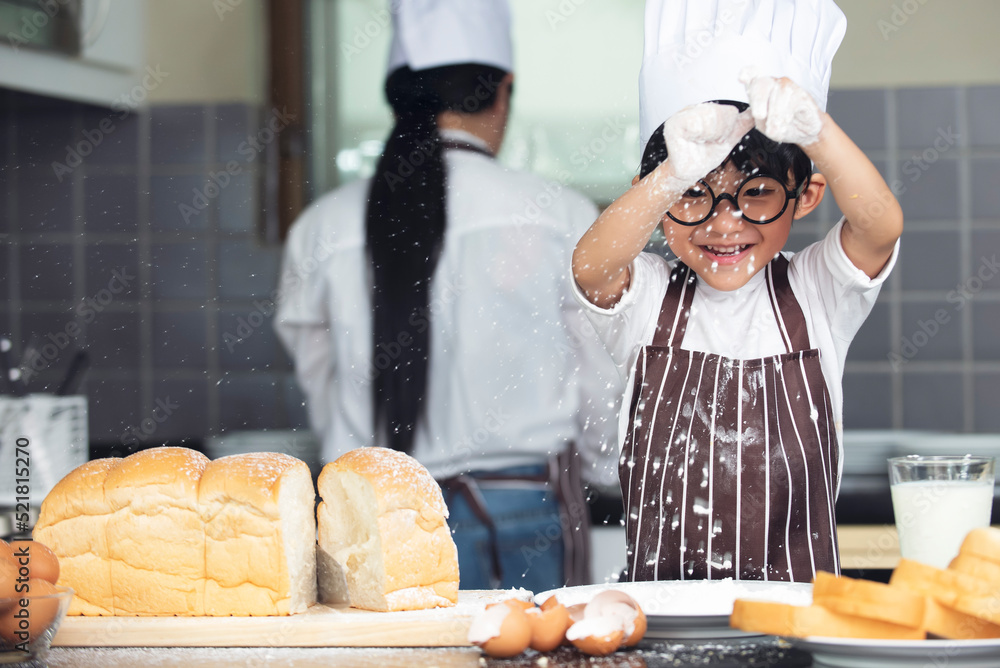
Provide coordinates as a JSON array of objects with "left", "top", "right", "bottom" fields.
[
  {"left": 0, "top": 542, "right": 17, "bottom": 614},
  {"left": 526, "top": 601, "right": 571, "bottom": 652},
  {"left": 468, "top": 601, "right": 533, "bottom": 658},
  {"left": 566, "top": 617, "right": 625, "bottom": 657},
  {"left": 8, "top": 541, "right": 60, "bottom": 585},
  {"left": 0, "top": 558, "right": 16, "bottom": 613},
  {"left": 0, "top": 578, "right": 61, "bottom": 644},
  {"left": 585, "top": 590, "right": 648, "bottom": 647},
  {"left": 624, "top": 607, "right": 647, "bottom": 646},
  {"left": 539, "top": 594, "right": 562, "bottom": 611}
]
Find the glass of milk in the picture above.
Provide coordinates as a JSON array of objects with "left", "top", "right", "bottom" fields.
[{"left": 888, "top": 455, "right": 995, "bottom": 569}]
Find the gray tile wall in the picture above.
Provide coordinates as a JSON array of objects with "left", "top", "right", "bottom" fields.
[
  {"left": 0, "top": 90, "right": 304, "bottom": 453},
  {"left": 3, "top": 84, "right": 1000, "bottom": 452},
  {"left": 824, "top": 86, "right": 1000, "bottom": 433}
]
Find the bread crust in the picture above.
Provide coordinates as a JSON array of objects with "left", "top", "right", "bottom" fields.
[
  {"left": 321, "top": 447, "right": 449, "bottom": 518},
  {"left": 959, "top": 528, "right": 1000, "bottom": 563},
  {"left": 730, "top": 599, "right": 925, "bottom": 640},
  {"left": 950, "top": 553, "right": 1000, "bottom": 587},
  {"left": 813, "top": 570, "right": 925, "bottom": 628},
  {"left": 35, "top": 458, "right": 120, "bottom": 615},
  {"left": 35, "top": 447, "right": 317, "bottom": 616},
  {"left": 731, "top": 530, "right": 1000, "bottom": 641},
  {"left": 890, "top": 558, "right": 1000, "bottom": 638}
]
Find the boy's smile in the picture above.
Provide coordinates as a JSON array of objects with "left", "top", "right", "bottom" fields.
[{"left": 699, "top": 242, "right": 754, "bottom": 264}]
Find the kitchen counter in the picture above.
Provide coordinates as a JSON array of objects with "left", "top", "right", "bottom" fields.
[
  {"left": 45, "top": 638, "right": 813, "bottom": 667},
  {"left": 838, "top": 524, "right": 900, "bottom": 570},
  {"left": 36, "top": 529, "right": 929, "bottom": 667}
]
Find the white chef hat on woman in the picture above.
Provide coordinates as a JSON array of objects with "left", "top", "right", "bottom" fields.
[
  {"left": 387, "top": 0, "right": 514, "bottom": 74},
  {"left": 639, "top": 0, "right": 847, "bottom": 151}
]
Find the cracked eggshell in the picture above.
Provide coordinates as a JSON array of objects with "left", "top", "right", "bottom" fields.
[
  {"left": 539, "top": 594, "right": 562, "bottom": 612},
  {"left": 567, "top": 602, "right": 587, "bottom": 622},
  {"left": 565, "top": 616, "right": 625, "bottom": 657},
  {"left": 584, "top": 589, "right": 647, "bottom": 647},
  {"left": 468, "top": 601, "right": 532, "bottom": 658},
  {"left": 526, "top": 601, "right": 571, "bottom": 652},
  {"left": 561, "top": 602, "right": 588, "bottom": 646}
]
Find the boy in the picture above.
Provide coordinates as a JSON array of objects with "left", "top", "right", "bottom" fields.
[{"left": 571, "top": 0, "right": 902, "bottom": 582}]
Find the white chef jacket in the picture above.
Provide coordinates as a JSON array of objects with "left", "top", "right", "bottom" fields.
[
  {"left": 276, "top": 129, "right": 622, "bottom": 484},
  {"left": 573, "top": 218, "right": 900, "bottom": 481}
]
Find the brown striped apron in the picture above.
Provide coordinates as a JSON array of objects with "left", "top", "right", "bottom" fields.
[{"left": 620, "top": 257, "right": 840, "bottom": 582}]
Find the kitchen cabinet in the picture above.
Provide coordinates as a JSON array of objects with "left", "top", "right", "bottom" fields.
[{"left": 0, "top": 0, "right": 145, "bottom": 107}]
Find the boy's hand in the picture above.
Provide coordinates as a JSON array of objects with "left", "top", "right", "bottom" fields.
[
  {"left": 741, "top": 69, "right": 825, "bottom": 146},
  {"left": 661, "top": 103, "right": 755, "bottom": 188}
]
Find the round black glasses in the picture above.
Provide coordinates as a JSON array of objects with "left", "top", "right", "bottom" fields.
[{"left": 666, "top": 175, "right": 809, "bottom": 226}]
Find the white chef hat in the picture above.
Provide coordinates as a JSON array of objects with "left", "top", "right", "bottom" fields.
[
  {"left": 639, "top": 0, "right": 847, "bottom": 151},
  {"left": 387, "top": 0, "right": 514, "bottom": 75}
]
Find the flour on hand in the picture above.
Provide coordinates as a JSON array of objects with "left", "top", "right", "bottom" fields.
[
  {"left": 740, "top": 68, "right": 824, "bottom": 146},
  {"left": 660, "top": 103, "right": 755, "bottom": 193}
]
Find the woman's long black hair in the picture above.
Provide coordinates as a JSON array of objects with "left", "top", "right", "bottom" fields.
[
  {"left": 640, "top": 100, "right": 813, "bottom": 189},
  {"left": 366, "top": 63, "right": 508, "bottom": 453}
]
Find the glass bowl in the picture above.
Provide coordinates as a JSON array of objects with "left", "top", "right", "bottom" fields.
[{"left": 0, "top": 586, "right": 73, "bottom": 667}]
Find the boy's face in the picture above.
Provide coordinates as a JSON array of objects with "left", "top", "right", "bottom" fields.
[{"left": 662, "top": 162, "right": 818, "bottom": 292}]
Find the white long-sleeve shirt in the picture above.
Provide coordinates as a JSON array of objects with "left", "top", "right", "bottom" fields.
[{"left": 275, "top": 130, "right": 622, "bottom": 484}]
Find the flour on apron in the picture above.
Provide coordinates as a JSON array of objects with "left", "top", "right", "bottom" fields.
[{"left": 620, "top": 257, "right": 840, "bottom": 582}]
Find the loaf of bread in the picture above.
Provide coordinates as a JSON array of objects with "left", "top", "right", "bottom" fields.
[
  {"left": 34, "top": 447, "right": 317, "bottom": 616},
  {"left": 316, "top": 447, "right": 458, "bottom": 612}
]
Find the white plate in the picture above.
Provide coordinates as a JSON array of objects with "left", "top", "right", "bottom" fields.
[
  {"left": 534, "top": 579, "right": 813, "bottom": 640},
  {"left": 792, "top": 636, "right": 1000, "bottom": 668}
]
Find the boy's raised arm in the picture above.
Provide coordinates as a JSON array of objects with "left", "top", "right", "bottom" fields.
[
  {"left": 744, "top": 74, "right": 903, "bottom": 279},
  {"left": 572, "top": 161, "right": 680, "bottom": 309},
  {"left": 805, "top": 118, "right": 903, "bottom": 278},
  {"left": 572, "top": 105, "right": 755, "bottom": 309}
]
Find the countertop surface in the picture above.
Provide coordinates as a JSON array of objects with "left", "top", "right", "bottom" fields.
[
  {"left": 837, "top": 524, "right": 900, "bottom": 570},
  {"left": 44, "top": 638, "right": 813, "bottom": 667},
  {"left": 32, "top": 527, "right": 935, "bottom": 667}
]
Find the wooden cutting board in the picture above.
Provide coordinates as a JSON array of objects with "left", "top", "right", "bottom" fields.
[{"left": 52, "top": 590, "right": 528, "bottom": 648}]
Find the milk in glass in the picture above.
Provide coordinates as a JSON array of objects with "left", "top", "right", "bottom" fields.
[{"left": 891, "top": 480, "right": 994, "bottom": 568}]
